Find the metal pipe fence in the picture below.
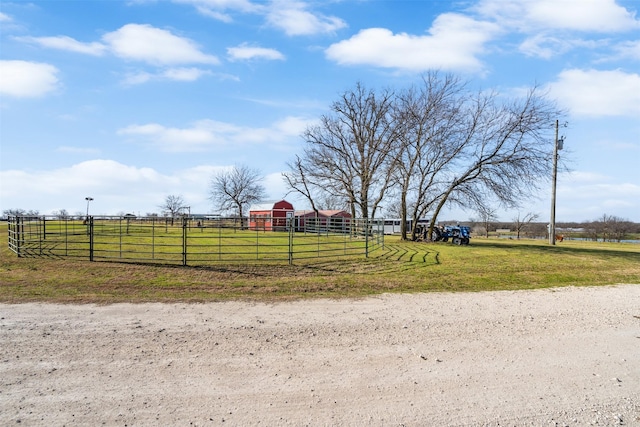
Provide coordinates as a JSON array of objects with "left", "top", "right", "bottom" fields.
[{"left": 7, "top": 215, "right": 384, "bottom": 266}]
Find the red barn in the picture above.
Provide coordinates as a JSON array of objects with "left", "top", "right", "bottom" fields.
[
  {"left": 294, "top": 210, "right": 351, "bottom": 232},
  {"left": 248, "top": 200, "right": 294, "bottom": 231}
]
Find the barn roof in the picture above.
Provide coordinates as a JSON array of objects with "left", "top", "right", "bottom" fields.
[
  {"left": 295, "top": 209, "right": 351, "bottom": 217},
  {"left": 249, "top": 200, "right": 294, "bottom": 212},
  {"left": 250, "top": 203, "right": 276, "bottom": 211}
]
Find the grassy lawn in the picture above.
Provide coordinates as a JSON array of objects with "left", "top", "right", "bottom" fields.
[{"left": 1, "top": 221, "right": 639, "bottom": 303}]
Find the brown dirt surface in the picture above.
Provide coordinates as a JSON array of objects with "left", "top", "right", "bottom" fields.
[{"left": 1, "top": 285, "right": 639, "bottom": 426}]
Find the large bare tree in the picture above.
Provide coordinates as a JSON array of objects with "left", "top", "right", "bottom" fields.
[
  {"left": 424, "top": 86, "right": 561, "bottom": 239},
  {"left": 392, "top": 72, "right": 468, "bottom": 240},
  {"left": 287, "top": 78, "right": 562, "bottom": 240},
  {"left": 292, "top": 82, "right": 400, "bottom": 219},
  {"left": 209, "top": 165, "right": 266, "bottom": 220}
]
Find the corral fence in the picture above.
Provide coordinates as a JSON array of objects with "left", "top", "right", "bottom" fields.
[{"left": 7, "top": 215, "right": 384, "bottom": 266}]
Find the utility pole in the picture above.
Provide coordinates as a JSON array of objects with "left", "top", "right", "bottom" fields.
[{"left": 549, "top": 120, "right": 565, "bottom": 245}]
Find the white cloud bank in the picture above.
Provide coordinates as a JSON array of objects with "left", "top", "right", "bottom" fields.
[
  {"left": 265, "top": 1, "right": 346, "bottom": 36},
  {"left": 173, "top": 0, "right": 346, "bottom": 36},
  {"left": 0, "top": 160, "right": 224, "bottom": 215},
  {"left": 17, "top": 24, "right": 219, "bottom": 66},
  {"left": 325, "top": 13, "right": 499, "bottom": 73},
  {"left": 172, "top": 0, "right": 262, "bottom": 23},
  {"left": 548, "top": 69, "right": 640, "bottom": 117},
  {"left": 102, "top": 23, "right": 219, "bottom": 65},
  {"left": 16, "top": 35, "right": 107, "bottom": 55},
  {"left": 118, "top": 116, "right": 314, "bottom": 152},
  {"left": 227, "top": 44, "right": 285, "bottom": 61},
  {"left": 13, "top": 23, "right": 222, "bottom": 86},
  {"left": 324, "top": 0, "right": 640, "bottom": 72},
  {"left": 0, "top": 60, "right": 59, "bottom": 98},
  {"left": 0, "top": 160, "right": 292, "bottom": 216},
  {"left": 475, "top": 0, "right": 640, "bottom": 32},
  {"left": 555, "top": 171, "right": 640, "bottom": 221}
]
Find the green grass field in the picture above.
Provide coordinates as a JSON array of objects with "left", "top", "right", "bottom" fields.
[
  {"left": 1, "top": 221, "right": 639, "bottom": 303},
  {"left": 7, "top": 219, "right": 381, "bottom": 263}
]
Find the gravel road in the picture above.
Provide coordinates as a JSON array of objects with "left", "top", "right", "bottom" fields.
[{"left": 1, "top": 285, "right": 639, "bottom": 426}]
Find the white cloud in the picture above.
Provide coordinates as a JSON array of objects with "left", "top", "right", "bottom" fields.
[
  {"left": 608, "top": 40, "right": 640, "bottom": 61},
  {"left": 173, "top": 0, "right": 263, "bottom": 22},
  {"left": 122, "top": 70, "right": 154, "bottom": 85},
  {"left": 0, "top": 60, "right": 60, "bottom": 98},
  {"left": 173, "top": 0, "right": 345, "bottom": 36},
  {"left": 476, "top": 0, "right": 640, "bottom": 32},
  {"left": 227, "top": 44, "right": 285, "bottom": 61},
  {"left": 121, "top": 67, "right": 216, "bottom": 85},
  {"left": 162, "top": 67, "right": 212, "bottom": 81},
  {"left": 266, "top": 0, "right": 346, "bottom": 36},
  {"left": 0, "top": 160, "right": 225, "bottom": 215},
  {"left": 325, "top": 14, "right": 499, "bottom": 72},
  {"left": 556, "top": 171, "right": 640, "bottom": 220},
  {"left": 16, "top": 35, "right": 107, "bottom": 55},
  {"left": 272, "top": 116, "right": 311, "bottom": 135},
  {"left": 119, "top": 122, "right": 217, "bottom": 151},
  {"left": 118, "top": 116, "right": 313, "bottom": 152},
  {"left": 1, "top": 160, "right": 159, "bottom": 199},
  {"left": 475, "top": 0, "right": 640, "bottom": 60},
  {"left": 526, "top": 0, "right": 640, "bottom": 32},
  {"left": 0, "top": 12, "right": 12, "bottom": 22},
  {"left": 102, "top": 24, "right": 220, "bottom": 65},
  {"left": 548, "top": 69, "right": 640, "bottom": 117},
  {"left": 518, "top": 34, "right": 601, "bottom": 59}
]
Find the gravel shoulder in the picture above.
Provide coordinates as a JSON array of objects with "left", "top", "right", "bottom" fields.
[{"left": 1, "top": 285, "right": 639, "bottom": 426}]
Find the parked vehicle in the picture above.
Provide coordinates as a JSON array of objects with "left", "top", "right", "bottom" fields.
[
  {"left": 434, "top": 225, "right": 470, "bottom": 245},
  {"left": 417, "top": 224, "right": 471, "bottom": 245}
]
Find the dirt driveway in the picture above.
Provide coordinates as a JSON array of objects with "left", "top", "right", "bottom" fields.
[{"left": 1, "top": 285, "right": 639, "bottom": 426}]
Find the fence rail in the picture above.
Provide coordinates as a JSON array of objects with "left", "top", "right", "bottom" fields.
[{"left": 7, "top": 216, "right": 384, "bottom": 266}]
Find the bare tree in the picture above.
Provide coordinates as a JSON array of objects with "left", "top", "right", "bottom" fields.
[
  {"left": 282, "top": 155, "right": 322, "bottom": 217},
  {"left": 475, "top": 205, "right": 498, "bottom": 238},
  {"left": 512, "top": 212, "right": 540, "bottom": 239},
  {"left": 425, "top": 86, "right": 561, "bottom": 239},
  {"left": 159, "top": 195, "right": 185, "bottom": 225},
  {"left": 292, "top": 82, "right": 399, "bottom": 219},
  {"left": 51, "top": 209, "right": 69, "bottom": 220},
  {"left": 593, "top": 213, "right": 632, "bottom": 242},
  {"left": 288, "top": 79, "right": 561, "bottom": 239},
  {"left": 392, "top": 72, "right": 467, "bottom": 240},
  {"left": 3, "top": 208, "right": 39, "bottom": 217},
  {"left": 209, "top": 165, "right": 266, "bottom": 223}
]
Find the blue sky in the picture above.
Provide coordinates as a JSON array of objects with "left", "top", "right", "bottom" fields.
[{"left": 1, "top": 0, "right": 639, "bottom": 222}]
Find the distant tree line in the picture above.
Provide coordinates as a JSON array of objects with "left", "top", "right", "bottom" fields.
[{"left": 461, "top": 213, "right": 639, "bottom": 242}]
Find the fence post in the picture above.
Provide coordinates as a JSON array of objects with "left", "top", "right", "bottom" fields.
[
  {"left": 38, "top": 216, "right": 43, "bottom": 255},
  {"left": 365, "top": 218, "right": 369, "bottom": 258},
  {"left": 16, "top": 217, "right": 23, "bottom": 257},
  {"left": 89, "top": 216, "right": 94, "bottom": 261},
  {"left": 288, "top": 217, "right": 294, "bottom": 265},
  {"left": 182, "top": 217, "right": 188, "bottom": 266}
]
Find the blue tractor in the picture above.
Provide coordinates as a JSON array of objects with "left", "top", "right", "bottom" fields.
[{"left": 431, "top": 225, "right": 471, "bottom": 245}]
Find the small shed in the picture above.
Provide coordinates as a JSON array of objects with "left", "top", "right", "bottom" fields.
[
  {"left": 248, "top": 200, "right": 294, "bottom": 231},
  {"left": 294, "top": 210, "right": 351, "bottom": 232}
]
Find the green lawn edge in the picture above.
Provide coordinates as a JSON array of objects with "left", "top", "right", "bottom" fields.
[{"left": 1, "top": 224, "right": 639, "bottom": 303}]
